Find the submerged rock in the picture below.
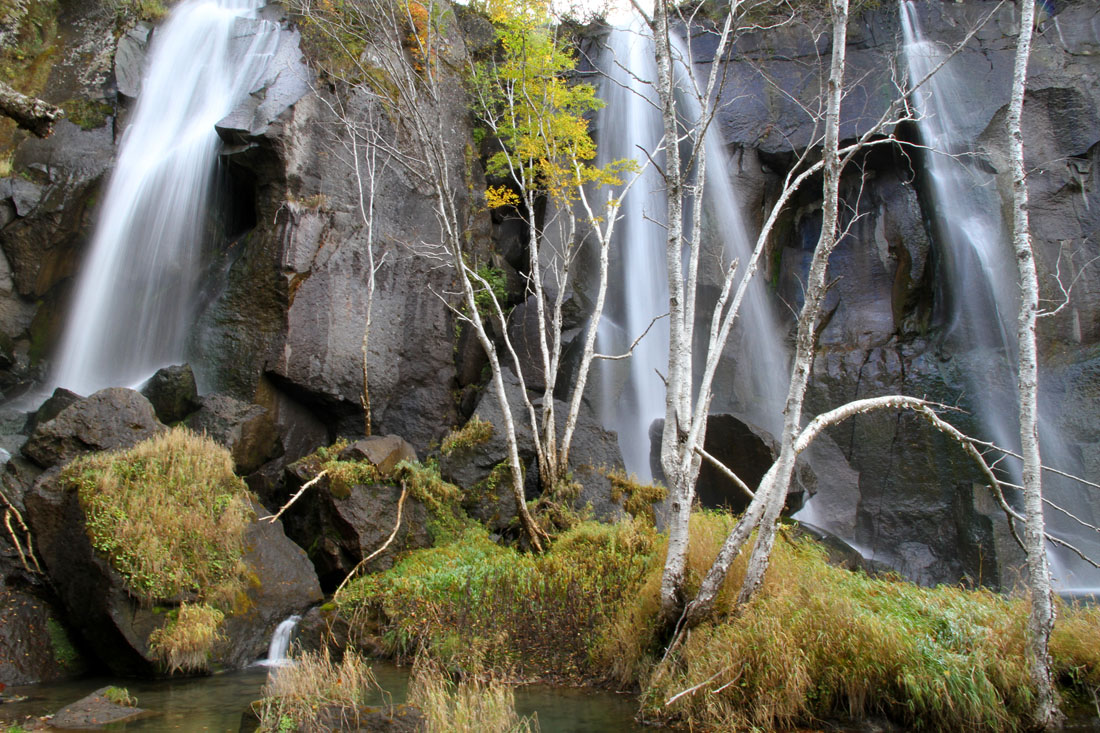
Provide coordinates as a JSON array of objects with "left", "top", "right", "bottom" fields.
[{"left": 49, "top": 686, "right": 146, "bottom": 729}]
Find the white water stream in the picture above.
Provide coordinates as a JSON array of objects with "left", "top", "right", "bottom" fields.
[
  {"left": 257, "top": 614, "right": 300, "bottom": 667},
  {"left": 51, "top": 0, "right": 278, "bottom": 395},
  {"left": 594, "top": 22, "right": 787, "bottom": 481},
  {"left": 900, "top": 1, "right": 1100, "bottom": 591}
]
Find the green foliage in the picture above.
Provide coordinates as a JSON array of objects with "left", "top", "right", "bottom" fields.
[
  {"left": 441, "top": 416, "right": 495, "bottom": 457},
  {"left": 147, "top": 602, "right": 225, "bottom": 675},
  {"left": 606, "top": 469, "right": 667, "bottom": 524},
  {"left": 471, "top": 0, "right": 630, "bottom": 209},
  {"left": 339, "top": 519, "right": 657, "bottom": 678},
  {"left": 101, "top": 686, "right": 137, "bottom": 708},
  {"left": 61, "top": 427, "right": 252, "bottom": 608},
  {"left": 108, "top": 0, "right": 167, "bottom": 24},
  {"left": 473, "top": 263, "right": 509, "bottom": 315}
]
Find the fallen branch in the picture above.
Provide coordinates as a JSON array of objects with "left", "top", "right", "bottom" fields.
[
  {"left": 0, "top": 82, "right": 64, "bottom": 138},
  {"left": 334, "top": 481, "right": 409, "bottom": 597},
  {"left": 261, "top": 470, "right": 328, "bottom": 524}
]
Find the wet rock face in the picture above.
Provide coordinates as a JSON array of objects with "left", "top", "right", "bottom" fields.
[
  {"left": 698, "top": 1, "right": 1100, "bottom": 588},
  {"left": 185, "top": 393, "right": 282, "bottom": 475},
  {"left": 195, "top": 24, "right": 467, "bottom": 453},
  {"left": 0, "top": 584, "right": 83, "bottom": 685}
]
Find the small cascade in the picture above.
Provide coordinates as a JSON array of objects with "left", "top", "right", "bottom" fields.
[
  {"left": 257, "top": 614, "right": 300, "bottom": 667},
  {"left": 900, "top": 1, "right": 1100, "bottom": 591},
  {"left": 51, "top": 0, "right": 278, "bottom": 395},
  {"left": 594, "top": 21, "right": 788, "bottom": 481}
]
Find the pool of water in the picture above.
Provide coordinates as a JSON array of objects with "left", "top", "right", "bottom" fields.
[{"left": 0, "top": 661, "right": 647, "bottom": 732}]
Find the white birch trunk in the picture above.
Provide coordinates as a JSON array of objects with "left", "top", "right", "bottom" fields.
[{"left": 1008, "top": 0, "right": 1060, "bottom": 726}]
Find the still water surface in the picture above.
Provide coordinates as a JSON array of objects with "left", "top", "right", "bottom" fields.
[{"left": 1, "top": 660, "right": 645, "bottom": 732}]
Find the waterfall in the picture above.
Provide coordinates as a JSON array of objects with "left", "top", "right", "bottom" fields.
[
  {"left": 51, "top": 0, "right": 278, "bottom": 395},
  {"left": 258, "top": 614, "right": 300, "bottom": 667},
  {"left": 594, "top": 22, "right": 670, "bottom": 481},
  {"left": 594, "top": 21, "right": 787, "bottom": 481},
  {"left": 900, "top": 1, "right": 1100, "bottom": 592}
]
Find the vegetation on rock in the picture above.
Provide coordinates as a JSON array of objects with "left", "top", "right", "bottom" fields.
[
  {"left": 254, "top": 648, "right": 384, "bottom": 731},
  {"left": 408, "top": 655, "right": 536, "bottom": 732},
  {"left": 440, "top": 416, "right": 493, "bottom": 457},
  {"left": 60, "top": 427, "right": 252, "bottom": 673}
]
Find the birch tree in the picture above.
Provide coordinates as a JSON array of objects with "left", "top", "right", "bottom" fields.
[
  {"left": 469, "top": 0, "right": 635, "bottom": 499},
  {"left": 1007, "top": 0, "right": 1060, "bottom": 726}
]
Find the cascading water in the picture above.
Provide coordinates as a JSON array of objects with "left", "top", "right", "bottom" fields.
[
  {"left": 594, "top": 22, "right": 670, "bottom": 481},
  {"left": 900, "top": 1, "right": 1100, "bottom": 592},
  {"left": 594, "top": 21, "right": 787, "bottom": 481},
  {"left": 51, "top": 0, "right": 278, "bottom": 395},
  {"left": 257, "top": 614, "right": 300, "bottom": 667}
]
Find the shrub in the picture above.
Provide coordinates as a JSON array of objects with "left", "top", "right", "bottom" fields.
[
  {"left": 408, "top": 655, "right": 536, "bottom": 733},
  {"left": 147, "top": 603, "right": 224, "bottom": 675},
  {"left": 61, "top": 427, "right": 252, "bottom": 607},
  {"left": 254, "top": 648, "right": 380, "bottom": 731}
]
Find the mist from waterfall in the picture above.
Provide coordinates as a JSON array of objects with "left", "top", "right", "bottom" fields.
[
  {"left": 594, "top": 21, "right": 787, "bottom": 481},
  {"left": 51, "top": 0, "right": 278, "bottom": 395},
  {"left": 901, "top": 1, "right": 1100, "bottom": 591}
]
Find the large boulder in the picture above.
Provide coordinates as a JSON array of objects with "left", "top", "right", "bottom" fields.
[
  {"left": 21, "top": 388, "right": 165, "bottom": 469},
  {"left": 281, "top": 456, "right": 432, "bottom": 590},
  {"left": 24, "top": 474, "right": 322, "bottom": 675},
  {"left": 140, "top": 364, "right": 200, "bottom": 425},
  {"left": 185, "top": 393, "right": 282, "bottom": 475}
]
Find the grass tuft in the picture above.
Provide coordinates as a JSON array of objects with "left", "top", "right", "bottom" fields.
[
  {"left": 607, "top": 469, "right": 667, "bottom": 524},
  {"left": 147, "top": 602, "right": 224, "bottom": 675},
  {"left": 254, "top": 647, "right": 380, "bottom": 731},
  {"left": 440, "top": 416, "right": 493, "bottom": 457}
]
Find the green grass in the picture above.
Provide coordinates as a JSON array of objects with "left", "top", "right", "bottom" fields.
[
  {"left": 337, "top": 507, "right": 1100, "bottom": 730},
  {"left": 440, "top": 416, "right": 493, "bottom": 457},
  {"left": 339, "top": 519, "right": 656, "bottom": 678}
]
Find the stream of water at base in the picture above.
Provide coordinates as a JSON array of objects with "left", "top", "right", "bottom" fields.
[{"left": 0, "top": 661, "right": 646, "bottom": 732}]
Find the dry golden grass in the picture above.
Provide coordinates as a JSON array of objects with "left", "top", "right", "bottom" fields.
[
  {"left": 147, "top": 602, "right": 224, "bottom": 674},
  {"left": 408, "top": 656, "right": 537, "bottom": 733},
  {"left": 63, "top": 426, "right": 252, "bottom": 606},
  {"left": 255, "top": 648, "right": 380, "bottom": 730}
]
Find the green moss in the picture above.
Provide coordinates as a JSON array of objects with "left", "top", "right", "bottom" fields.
[
  {"left": 60, "top": 98, "right": 113, "bottom": 130},
  {"left": 607, "top": 469, "right": 667, "bottom": 524},
  {"left": 440, "top": 416, "right": 493, "bottom": 456},
  {"left": 101, "top": 686, "right": 136, "bottom": 707},
  {"left": 45, "top": 617, "right": 79, "bottom": 669}
]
